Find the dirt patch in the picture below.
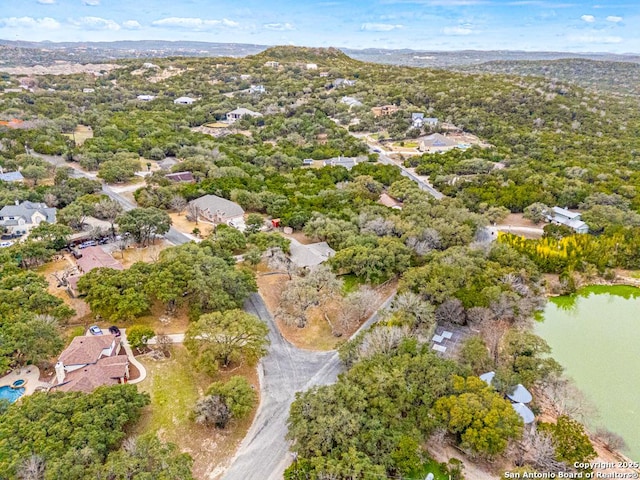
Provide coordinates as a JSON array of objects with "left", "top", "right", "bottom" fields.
[
  {"left": 169, "top": 212, "right": 214, "bottom": 238},
  {"left": 282, "top": 231, "right": 314, "bottom": 245},
  {"left": 134, "top": 345, "right": 259, "bottom": 480},
  {"left": 36, "top": 256, "right": 91, "bottom": 322},
  {"left": 63, "top": 125, "right": 93, "bottom": 146},
  {"left": 502, "top": 213, "right": 540, "bottom": 229},
  {"left": 108, "top": 240, "right": 171, "bottom": 268},
  {"left": 257, "top": 266, "right": 397, "bottom": 351}
]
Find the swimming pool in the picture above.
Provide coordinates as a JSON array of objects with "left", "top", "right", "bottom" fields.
[{"left": 0, "top": 385, "right": 25, "bottom": 403}]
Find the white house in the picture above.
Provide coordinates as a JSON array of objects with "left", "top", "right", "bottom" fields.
[
  {"left": 264, "top": 61, "right": 280, "bottom": 68},
  {"left": 137, "top": 94, "right": 156, "bottom": 101},
  {"left": 411, "top": 113, "right": 425, "bottom": 129},
  {"left": 226, "top": 107, "right": 263, "bottom": 123},
  {"left": 0, "top": 201, "right": 56, "bottom": 237},
  {"left": 306, "top": 63, "right": 318, "bottom": 70},
  {"left": 340, "top": 96, "right": 363, "bottom": 108},
  {"left": 546, "top": 207, "right": 589, "bottom": 234},
  {"left": 174, "top": 96, "right": 196, "bottom": 105},
  {"left": 82, "top": 88, "right": 95, "bottom": 93},
  {"left": 249, "top": 85, "right": 266, "bottom": 94}
]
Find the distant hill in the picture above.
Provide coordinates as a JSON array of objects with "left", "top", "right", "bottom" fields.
[
  {"left": 250, "top": 46, "right": 359, "bottom": 68},
  {"left": 460, "top": 58, "right": 640, "bottom": 97}
]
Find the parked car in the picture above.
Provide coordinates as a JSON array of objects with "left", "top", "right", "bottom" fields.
[
  {"left": 79, "top": 240, "right": 97, "bottom": 249},
  {"left": 0, "top": 241, "right": 13, "bottom": 248},
  {"left": 108, "top": 326, "right": 121, "bottom": 337},
  {"left": 72, "top": 248, "right": 83, "bottom": 259},
  {"left": 89, "top": 325, "right": 103, "bottom": 335}
]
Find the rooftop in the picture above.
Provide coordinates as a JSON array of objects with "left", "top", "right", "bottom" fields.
[
  {"left": 76, "top": 246, "right": 124, "bottom": 273},
  {"left": 59, "top": 334, "right": 118, "bottom": 366},
  {"left": 53, "top": 355, "right": 128, "bottom": 393},
  {"left": 190, "top": 194, "right": 245, "bottom": 219}
]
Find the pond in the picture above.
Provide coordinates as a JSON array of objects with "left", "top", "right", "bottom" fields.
[{"left": 535, "top": 285, "right": 640, "bottom": 461}]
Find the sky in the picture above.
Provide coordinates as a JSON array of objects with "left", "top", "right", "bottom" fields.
[{"left": 0, "top": 0, "right": 638, "bottom": 53}]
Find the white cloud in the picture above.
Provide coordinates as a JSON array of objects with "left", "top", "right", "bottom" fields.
[
  {"left": 122, "top": 20, "right": 141, "bottom": 29},
  {"left": 82, "top": 0, "right": 100, "bottom": 5},
  {"left": 606, "top": 15, "right": 623, "bottom": 23},
  {"left": 264, "top": 23, "right": 295, "bottom": 31},
  {"left": 71, "top": 16, "right": 120, "bottom": 30},
  {"left": 0, "top": 16, "right": 60, "bottom": 29},
  {"left": 360, "top": 23, "right": 404, "bottom": 32},
  {"left": 151, "top": 17, "right": 239, "bottom": 30},
  {"left": 580, "top": 14, "right": 596, "bottom": 23},
  {"left": 442, "top": 26, "right": 473, "bottom": 35},
  {"left": 568, "top": 34, "right": 622, "bottom": 44},
  {"left": 37, "top": 0, "right": 56, "bottom": 4}
]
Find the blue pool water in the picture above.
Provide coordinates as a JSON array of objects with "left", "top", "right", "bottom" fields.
[{"left": 0, "top": 385, "right": 25, "bottom": 403}]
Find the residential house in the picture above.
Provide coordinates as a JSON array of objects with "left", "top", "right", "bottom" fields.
[
  {"left": 546, "top": 207, "right": 589, "bottom": 234},
  {"left": 424, "top": 117, "right": 439, "bottom": 127},
  {"left": 82, "top": 88, "right": 95, "bottom": 93},
  {"left": 240, "top": 74, "right": 252, "bottom": 80},
  {"left": 322, "top": 156, "right": 365, "bottom": 169},
  {"left": 136, "top": 94, "right": 156, "bottom": 101},
  {"left": 3, "top": 88, "right": 23, "bottom": 94},
  {"left": 249, "top": 85, "right": 266, "bottom": 94},
  {"left": 76, "top": 246, "right": 124, "bottom": 274},
  {"left": 174, "top": 96, "right": 196, "bottom": 105},
  {"left": 0, "top": 171, "right": 24, "bottom": 183},
  {"left": 411, "top": 113, "right": 425, "bottom": 128},
  {"left": 332, "top": 78, "right": 356, "bottom": 88},
  {"left": 188, "top": 194, "right": 245, "bottom": 224},
  {"left": 52, "top": 334, "right": 129, "bottom": 393},
  {"left": 418, "top": 133, "right": 460, "bottom": 153},
  {"left": 67, "top": 246, "right": 123, "bottom": 297},
  {"left": 165, "top": 171, "right": 195, "bottom": 183},
  {"left": 289, "top": 239, "right": 336, "bottom": 268},
  {"left": 340, "top": 96, "right": 363, "bottom": 108},
  {"left": 226, "top": 107, "right": 263, "bottom": 123},
  {"left": 306, "top": 63, "right": 318, "bottom": 70},
  {"left": 264, "top": 61, "right": 280, "bottom": 68},
  {"left": 319, "top": 72, "right": 330, "bottom": 77},
  {"left": 371, "top": 105, "right": 400, "bottom": 117},
  {"left": 0, "top": 201, "right": 56, "bottom": 237}
]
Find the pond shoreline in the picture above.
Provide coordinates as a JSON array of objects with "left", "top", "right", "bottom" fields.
[{"left": 536, "top": 285, "right": 640, "bottom": 462}]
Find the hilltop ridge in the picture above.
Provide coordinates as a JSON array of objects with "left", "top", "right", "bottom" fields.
[{"left": 251, "top": 45, "right": 357, "bottom": 66}]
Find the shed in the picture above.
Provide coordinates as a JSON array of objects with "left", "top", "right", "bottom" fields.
[{"left": 174, "top": 96, "right": 196, "bottom": 105}]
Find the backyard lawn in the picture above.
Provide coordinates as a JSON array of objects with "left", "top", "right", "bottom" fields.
[{"left": 134, "top": 345, "right": 259, "bottom": 479}]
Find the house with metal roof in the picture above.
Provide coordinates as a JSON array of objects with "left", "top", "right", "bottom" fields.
[
  {"left": 0, "top": 171, "right": 24, "bottom": 183},
  {"left": 226, "top": 107, "right": 263, "bottom": 123},
  {"left": 0, "top": 200, "right": 56, "bottom": 237},
  {"left": 546, "top": 206, "right": 589, "bottom": 234},
  {"left": 174, "top": 96, "right": 196, "bottom": 105}
]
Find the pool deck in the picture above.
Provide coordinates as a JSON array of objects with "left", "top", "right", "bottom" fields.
[{"left": 0, "top": 366, "right": 50, "bottom": 396}]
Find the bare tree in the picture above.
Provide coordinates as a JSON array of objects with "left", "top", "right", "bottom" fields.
[
  {"left": 435, "top": 298, "right": 466, "bottom": 325},
  {"left": 17, "top": 455, "right": 46, "bottom": 480},
  {"left": 264, "top": 247, "right": 297, "bottom": 279},
  {"left": 186, "top": 203, "right": 199, "bottom": 224},
  {"left": 405, "top": 227, "right": 442, "bottom": 255},
  {"left": 466, "top": 306, "right": 494, "bottom": 327},
  {"left": 94, "top": 198, "right": 123, "bottom": 238},
  {"left": 542, "top": 375, "right": 598, "bottom": 422},
  {"left": 352, "top": 326, "right": 410, "bottom": 363},
  {"left": 276, "top": 266, "right": 342, "bottom": 328},
  {"left": 594, "top": 428, "right": 627, "bottom": 451},
  {"left": 519, "top": 430, "right": 566, "bottom": 472},
  {"left": 169, "top": 195, "right": 187, "bottom": 214},
  {"left": 193, "top": 395, "right": 230, "bottom": 429},
  {"left": 43, "top": 193, "right": 58, "bottom": 208},
  {"left": 481, "top": 318, "right": 510, "bottom": 363},
  {"left": 389, "top": 291, "right": 435, "bottom": 332},
  {"left": 155, "top": 333, "right": 173, "bottom": 356},
  {"left": 336, "top": 286, "right": 379, "bottom": 335}
]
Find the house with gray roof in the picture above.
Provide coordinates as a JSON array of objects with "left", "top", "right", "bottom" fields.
[
  {"left": 188, "top": 194, "right": 244, "bottom": 224},
  {"left": 546, "top": 206, "right": 589, "bottom": 234},
  {"left": 0, "top": 171, "right": 24, "bottom": 183},
  {"left": 226, "top": 107, "right": 263, "bottom": 123},
  {"left": 0, "top": 200, "right": 56, "bottom": 237},
  {"left": 419, "top": 133, "right": 461, "bottom": 153}
]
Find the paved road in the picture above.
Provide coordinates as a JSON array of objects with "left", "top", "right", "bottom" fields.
[
  {"left": 222, "top": 291, "right": 396, "bottom": 480},
  {"left": 368, "top": 145, "right": 445, "bottom": 200},
  {"left": 33, "top": 151, "right": 192, "bottom": 246},
  {"left": 222, "top": 293, "right": 342, "bottom": 480}
]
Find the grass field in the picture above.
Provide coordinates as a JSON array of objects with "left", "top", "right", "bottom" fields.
[
  {"left": 63, "top": 125, "right": 94, "bottom": 146},
  {"left": 134, "top": 345, "right": 259, "bottom": 479}
]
